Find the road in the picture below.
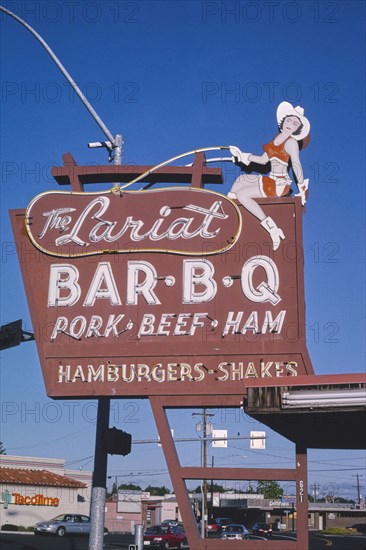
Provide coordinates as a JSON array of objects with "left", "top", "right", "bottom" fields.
[{"left": 1, "top": 532, "right": 366, "bottom": 550}]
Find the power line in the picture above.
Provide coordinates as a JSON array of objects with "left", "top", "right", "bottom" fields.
[
  {"left": 309, "top": 455, "right": 366, "bottom": 465},
  {"left": 309, "top": 468, "right": 366, "bottom": 473},
  {"left": 9, "top": 426, "right": 94, "bottom": 450},
  {"left": 65, "top": 455, "right": 94, "bottom": 467}
]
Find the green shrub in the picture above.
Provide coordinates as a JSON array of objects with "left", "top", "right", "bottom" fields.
[{"left": 322, "top": 527, "right": 351, "bottom": 535}]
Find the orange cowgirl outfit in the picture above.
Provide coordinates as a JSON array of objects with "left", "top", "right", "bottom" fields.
[{"left": 260, "top": 138, "right": 292, "bottom": 198}]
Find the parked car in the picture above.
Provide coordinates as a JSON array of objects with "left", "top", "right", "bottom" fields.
[
  {"left": 214, "top": 517, "right": 235, "bottom": 531},
  {"left": 252, "top": 522, "right": 273, "bottom": 537},
  {"left": 161, "top": 519, "right": 180, "bottom": 527},
  {"left": 206, "top": 519, "right": 220, "bottom": 535},
  {"left": 346, "top": 523, "right": 366, "bottom": 533},
  {"left": 143, "top": 524, "right": 187, "bottom": 548},
  {"left": 34, "top": 514, "right": 92, "bottom": 536},
  {"left": 220, "top": 523, "right": 250, "bottom": 540}
]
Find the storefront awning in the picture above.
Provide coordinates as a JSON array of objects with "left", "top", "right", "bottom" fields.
[
  {"left": 0, "top": 467, "right": 86, "bottom": 488},
  {"left": 244, "top": 374, "right": 366, "bottom": 450}
]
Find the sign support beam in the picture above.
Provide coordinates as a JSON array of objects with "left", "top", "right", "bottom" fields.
[
  {"left": 150, "top": 395, "right": 309, "bottom": 550},
  {"left": 296, "top": 444, "right": 309, "bottom": 550}
]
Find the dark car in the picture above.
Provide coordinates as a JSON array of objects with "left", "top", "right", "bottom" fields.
[
  {"left": 252, "top": 522, "right": 272, "bottom": 537},
  {"left": 143, "top": 524, "right": 187, "bottom": 548},
  {"left": 161, "top": 519, "right": 180, "bottom": 527},
  {"left": 346, "top": 523, "right": 366, "bottom": 533},
  {"left": 214, "top": 517, "right": 235, "bottom": 532}
]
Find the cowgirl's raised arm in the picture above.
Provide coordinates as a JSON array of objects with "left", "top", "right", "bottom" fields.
[{"left": 229, "top": 146, "right": 269, "bottom": 166}]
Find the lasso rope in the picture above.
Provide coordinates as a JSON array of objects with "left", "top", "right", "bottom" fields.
[{"left": 115, "top": 146, "right": 231, "bottom": 190}]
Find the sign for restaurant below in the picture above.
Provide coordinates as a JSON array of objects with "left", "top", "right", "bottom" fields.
[
  {"left": 10, "top": 161, "right": 313, "bottom": 398},
  {"left": 1, "top": 491, "right": 59, "bottom": 507},
  {"left": 117, "top": 490, "right": 149, "bottom": 514}
]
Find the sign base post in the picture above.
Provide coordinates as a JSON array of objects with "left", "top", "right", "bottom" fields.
[{"left": 89, "top": 398, "right": 110, "bottom": 550}]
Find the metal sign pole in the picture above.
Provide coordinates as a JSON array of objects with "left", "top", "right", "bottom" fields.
[
  {"left": 89, "top": 398, "right": 110, "bottom": 550},
  {"left": 88, "top": 132, "right": 123, "bottom": 549},
  {"left": 134, "top": 524, "right": 144, "bottom": 548}
]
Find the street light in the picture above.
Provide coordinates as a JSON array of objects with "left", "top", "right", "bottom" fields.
[{"left": 0, "top": 5, "right": 123, "bottom": 164}]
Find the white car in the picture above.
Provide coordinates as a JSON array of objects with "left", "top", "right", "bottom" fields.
[{"left": 221, "top": 523, "right": 250, "bottom": 540}]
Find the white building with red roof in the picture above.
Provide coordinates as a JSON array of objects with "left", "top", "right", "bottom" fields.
[{"left": 0, "top": 455, "right": 92, "bottom": 529}]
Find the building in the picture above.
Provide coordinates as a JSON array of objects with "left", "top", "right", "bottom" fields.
[
  {"left": 308, "top": 502, "right": 366, "bottom": 531},
  {"left": 0, "top": 455, "right": 92, "bottom": 529},
  {"left": 104, "top": 490, "right": 366, "bottom": 534},
  {"left": 1, "top": 454, "right": 364, "bottom": 534}
]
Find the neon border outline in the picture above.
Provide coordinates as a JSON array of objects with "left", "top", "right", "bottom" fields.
[{"left": 25, "top": 187, "right": 242, "bottom": 258}]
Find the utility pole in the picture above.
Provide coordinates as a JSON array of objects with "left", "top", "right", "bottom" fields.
[
  {"left": 203, "top": 408, "right": 208, "bottom": 536},
  {"left": 192, "top": 409, "right": 215, "bottom": 538},
  {"left": 352, "top": 474, "right": 363, "bottom": 508},
  {"left": 107, "top": 476, "right": 119, "bottom": 501},
  {"left": 210, "top": 456, "right": 215, "bottom": 520}
]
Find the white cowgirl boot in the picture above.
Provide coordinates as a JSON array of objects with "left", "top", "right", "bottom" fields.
[{"left": 261, "top": 216, "right": 285, "bottom": 251}]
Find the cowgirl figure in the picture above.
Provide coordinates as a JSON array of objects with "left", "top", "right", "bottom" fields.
[{"left": 228, "top": 101, "right": 310, "bottom": 250}]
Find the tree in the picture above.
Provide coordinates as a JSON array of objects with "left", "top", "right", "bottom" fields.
[
  {"left": 334, "top": 497, "right": 355, "bottom": 504},
  {"left": 118, "top": 483, "right": 142, "bottom": 491},
  {"left": 256, "top": 481, "right": 283, "bottom": 499},
  {"left": 0, "top": 442, "right": 6, "bottom": 455},
  {"left": 246, "top": 482, "right": 256, "bottom": 494},
  {"left": 192, "top": 483, "right": 225, "bottom": 494},
  {"left": 145, "top": 485, "right": 170, "bottom": 496},
  {"left": 209, "top": 483, "right": 226, "bottom": 493}
]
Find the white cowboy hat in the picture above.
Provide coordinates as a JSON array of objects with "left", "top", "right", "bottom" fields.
[{"left": 276, "top": 101, "right": 310, "bottom": 141}]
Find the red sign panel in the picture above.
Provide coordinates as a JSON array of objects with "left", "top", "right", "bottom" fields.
[{"left": 10, "top": 187, "right": 313, "bottom": 398}]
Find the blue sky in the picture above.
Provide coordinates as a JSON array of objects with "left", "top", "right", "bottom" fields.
[{"left": 0, "top": 0, "right": 365, "bottom": 501}]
